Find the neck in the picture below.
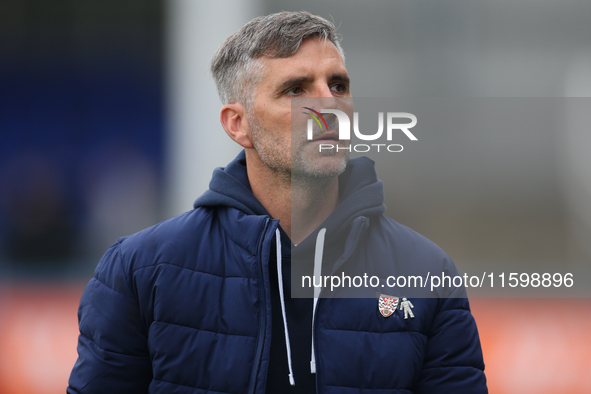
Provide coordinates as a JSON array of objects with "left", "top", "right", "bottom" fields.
[
  {"left": 290, "top": 176, "right": 339, "bottom": 244},
  {"left": 245, "top": 151, "right": 339, "bottom": 244}
]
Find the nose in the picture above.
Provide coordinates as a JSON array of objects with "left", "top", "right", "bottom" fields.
[{"left": 314, "top": 84, "right": 338, "bottom": 109}]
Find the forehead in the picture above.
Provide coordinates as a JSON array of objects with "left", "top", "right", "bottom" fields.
[{"left": 256, "top": 38, "right": 348, "bottom": 88}]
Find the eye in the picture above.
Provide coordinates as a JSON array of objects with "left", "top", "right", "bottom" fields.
[
  {"left": 330, "top": 83, "right": 348, "bottom": 94},
  {"left": 286, "top": 86, "right": 303, "bottom": 95}
]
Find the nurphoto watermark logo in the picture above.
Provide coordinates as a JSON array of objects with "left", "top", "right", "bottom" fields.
[{"left": 303, "top": 107, "right": 418, "bottom": 153}]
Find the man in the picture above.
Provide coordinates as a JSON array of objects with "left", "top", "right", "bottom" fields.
[{"left": 68, "top": 11, "right": 487, "bottom": 393}]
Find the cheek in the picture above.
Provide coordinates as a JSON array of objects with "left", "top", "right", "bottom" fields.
[
  {"left": 252, "top": 99, "right": 292, "bottom": 136},
  {"left": 252, "top": 107, "right": 278, "bottom": 127}
]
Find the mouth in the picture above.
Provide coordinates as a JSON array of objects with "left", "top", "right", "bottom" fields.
[{"left": 312, "top": 131, "right": 340, "bottom": 142}]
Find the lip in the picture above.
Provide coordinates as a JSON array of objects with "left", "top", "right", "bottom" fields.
[{"left": 312, "top": 131, "right": 340, "bottom": 142}]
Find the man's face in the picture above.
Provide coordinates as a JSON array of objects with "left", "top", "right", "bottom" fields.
[{"left": 247, "top": 37, "right": 352, "bottom": 179}]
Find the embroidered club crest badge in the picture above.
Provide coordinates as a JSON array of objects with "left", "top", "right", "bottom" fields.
[{"left": 378, "top": 294, "right": 399, "bottom": 317}]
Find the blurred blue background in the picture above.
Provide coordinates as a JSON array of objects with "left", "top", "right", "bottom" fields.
[{"left": 0, "top": 0, "right": 164, "bottom": 275}]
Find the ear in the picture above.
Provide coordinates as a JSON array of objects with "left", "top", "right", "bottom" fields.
[{"left": 220, "top": 103, "right": 254, "bottom": 149}]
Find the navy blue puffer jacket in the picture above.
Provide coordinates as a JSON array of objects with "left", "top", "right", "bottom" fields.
[{"left": 68, "top": 151, "right": 487, "bottom": 393}]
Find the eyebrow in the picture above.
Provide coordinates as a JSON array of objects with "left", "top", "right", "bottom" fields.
[{"left": 274, "top": 73, "right": 351, "bottom": 95}]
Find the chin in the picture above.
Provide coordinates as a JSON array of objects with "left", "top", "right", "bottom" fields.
[{"left": 291, "top": 154, "right": 349, "bottom": 179}]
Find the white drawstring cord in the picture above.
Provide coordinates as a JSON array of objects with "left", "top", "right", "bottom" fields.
[
  {"left": 310, "top": 228, "right": 326, "bottom": 374},
  {"left": 276, "top": 229, "right": 295, "bottom": 386}
]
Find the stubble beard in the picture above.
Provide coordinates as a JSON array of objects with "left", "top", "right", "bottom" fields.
[{"left": 248, "top": 115, "right": 349, "bottom": 181}]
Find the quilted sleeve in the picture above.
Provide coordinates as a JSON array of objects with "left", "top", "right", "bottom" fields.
[
  {"left": 415, "top": 295, "right": 488, "bottom": 393},
  {"left": 67, "top": 241, "right": 152, "bottom": 393}
]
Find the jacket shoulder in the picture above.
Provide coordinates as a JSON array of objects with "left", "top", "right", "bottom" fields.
[
  {"left": 112, "top": 207, "right": 270, "bottom": 274},
  {"left": 365, "top": 215, "right": 465, "bottom": 299},
  {"left": 371, "top": 215, "right": 451, "bottom": 264}
]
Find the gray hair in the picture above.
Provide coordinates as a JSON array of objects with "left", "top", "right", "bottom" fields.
[{"left": 210, "top": 11, "right": 345, "bottom": 110}]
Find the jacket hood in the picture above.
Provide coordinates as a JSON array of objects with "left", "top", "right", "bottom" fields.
[
  {"left": 194, "top": 151, "right": 269, "bottom": 216},
  {"left": 295, "top": 154, "right": 386, "bottom": 255},
  {"left": 194, "top": 150, "right": 386, "bottom": 249}
]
